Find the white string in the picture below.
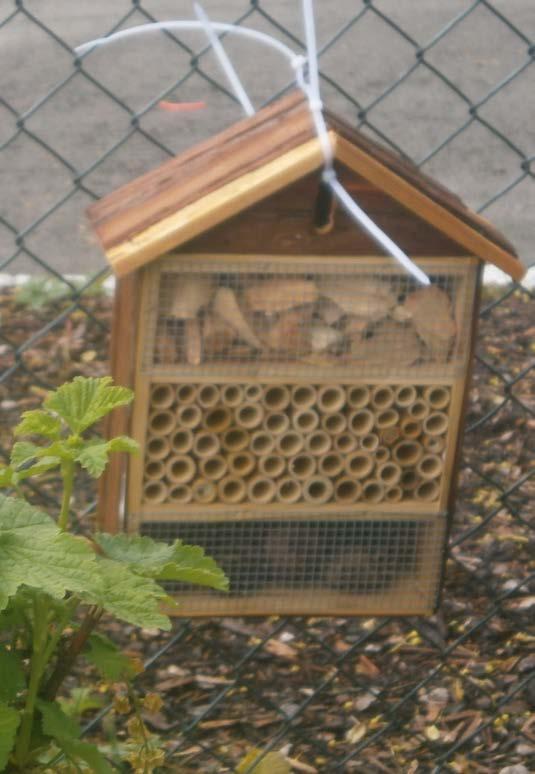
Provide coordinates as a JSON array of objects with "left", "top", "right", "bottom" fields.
[{"left": 193, "top": 3, "right": 255, "bottom": 117}]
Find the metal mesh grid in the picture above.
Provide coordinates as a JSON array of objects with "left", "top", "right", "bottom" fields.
[
  {"left": 146, "top": 257, "right": 475, "bottom": 379},
  {"left": 0, "top": 2, "right": 533, "bottom": 770}
]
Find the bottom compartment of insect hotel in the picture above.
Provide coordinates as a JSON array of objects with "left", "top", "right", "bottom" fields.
[{"left": 138, "top": 515, "right": 446, "bottom": 616}]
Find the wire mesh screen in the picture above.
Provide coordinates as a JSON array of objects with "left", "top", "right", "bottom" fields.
[{"left": 0, "top": 1, "right": 533, "bottom": 771}]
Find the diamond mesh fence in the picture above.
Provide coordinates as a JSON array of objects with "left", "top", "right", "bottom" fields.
[{"left": 0, "top": 1, "right": 533, "bottom": 771}]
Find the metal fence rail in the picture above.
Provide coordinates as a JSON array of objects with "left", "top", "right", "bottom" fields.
[{"left": 0, "top": 2, "right": 533, "bottom": 771}]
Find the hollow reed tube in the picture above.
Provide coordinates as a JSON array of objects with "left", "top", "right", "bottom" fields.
[
  {"left": 144, "top": 459, "right": 165, "bottom": 480},
  {"left": 235, "top": 402, "right": 264, "bottom": 430},
  {"left": 293, "top": 409, "right": 320, "bottom": 434},
  {"left": 217, "top": 476, "right": 247, "bottom": 504},
  {"left": 276, "top": 431, "right": 304, "bottom": 457},
  {"left": 400, "top": 417, "right": 422, "bottom": 440},
  {"left": 165, "top": 455, "right": 196, "bottom": 484},
  {"left": 360, "top": 432, "right": 379, "bottom": 452},
  {"left": 244, "top": 383, "right": 263, "bottom": 402},
  {"left": 258, "top": 454, "right": 286, "bottom": 479},
  {"left": 345, "top": 451, "right": 374, "bottom": 479},
  {"left": 192, "top": 478, "right": 217, "bottom": 504},
  {"left": 415, "top": 479, "right": 440, "bottom": 502},
  {"left": 423, "top": 412, "right": 449, "bottom": 437},
  {"left": 318, "top": 452, "right": 345, "bottom": 478},
  {"left": 196, "top": 384, "right": 220, "bottom": 408},
  {"left": 143, "top": 480, "right": 168, "bottom": 504},
  {"left": 334, "top": 477, "right": 362, "bottom": 504},
  {"left": 321, "top": 412, "right": 346, "bottom": 435},
  {"left": 416, "top": 454, "right": 443, "bottom": 480},
  {"left": 263, "top": 412, "right": 290, "bottom": 436},
  {"left": 394, "top": 384, "right": 417, "bottom": 408},
  {"left": 148, "top": 410, "right": 176, "bottom": 437},
  {"left": 151, "top": 383, "right": 175, "bottom": 409},
  {"left": 176, "top": 383, "right": 197, "bottom": 404},
  {"left": 385, "top": 485, "right": 403, "bottom": 503},
  {"left": 203, "top": 406, "right": 232, "bottom": 434},
  {"left": 375, "top": 408, "right": 399, "bottom": 430},
  {"left": 305, "top": 430, "right": 332, "bottom": 456},
  {"left": 302, "top": 476, "right": 334, "bottom": 504},
  {"left": 423, "top": 386, "right": 450, "bottom": 410},
  {"left": 317, "top": 385, "right": 346, "bottom": 414},
  {"left": 247, "top": 476, "right": 276, "bottom": 504},
  {"left": 291, "top": 384, "right": 317, "bottom": 410},
  {"left": 193, "top": 432, "right": 220, "bottom": 458},
  {"left": 227, "top": 451, "right": 256, "bottom": 478},
  {"left": 401, "top": 469, "right": 419, "bottom": 491},
  {"left": 408, "top": 399, "right": 430, "bottom": 421},
  {"left": 377, "top": 461, "right": 402, "bottom": 487},
  {"left": 221, "top": 384, "right": 244, "bottom": 407},
  {"left": 288, "top": 453, "right": 316, "bottom": 480},
  {"left": 423, "top": 435, "right": 445, "bottom": 454},
  {"left": 147, "top": 436, "right": 171, "bottom": 460},
  {"left": 276, "top": 477, "right": 302, "bottom": 504},
  {"left": 349, "top": 409, "right": 374, "bottom": 437},
  {"left": 169, "top": 484, "right": 192, "bottom": 504},
  {"left": 362, "top": 480, "right": 385, "bottom": 503},
  {"left": 333, "top": 432, "right": 357, "bottom": 454},
  {"left": 374, "top": 446, "right": 390, "bottom": 464},
  {"left": 346, "top": 385, "right": 370, "bottom": 409},
  {"left": 379, "top": 426, "right": 400, "bottom": 445},
  {"left": 250, "top": 431, "right": 275, "bottom": 456},
  {"left": 393, "top": 441, "right": 423, "bottom": 467},
  {"left": 371, "top": 385, "right": 395, "bottom": 410},
  {"left": 170, "top": 429, "right": 194, "bottom": 454},
  {"left": 263, "top": 385, "right": 291, "bottom": 412},
  {"left": 199, "top": 455, "right": 228, "bottom": 481},
  {"left": 221, "top": 427, "right": 249, "bottom": 452},
  {"left": 176, "top": 404, "right": 202, "bottom": 430}
]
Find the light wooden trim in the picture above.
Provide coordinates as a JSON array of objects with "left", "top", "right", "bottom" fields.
[
  {"left": 437, "top": 377, "right": 467, "bottom": 511},
  {"left": 108, "top": 135, "right": 335, "bottom": 277},
  {"left": 335, "top": 136, "right": 524, "bottom": 281}
]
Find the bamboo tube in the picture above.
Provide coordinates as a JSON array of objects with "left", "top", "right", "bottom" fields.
[
  {"left": 305, "top": 430, "right": 332, "bottom": 456},
  {"left": 250, "top": 431, "right": 275, "bottom": 456},
  {"left": 415, "top": 479, "right": 440, "bottom": 502},
  {"left": 401, "top": 469, "right": 419, "bottom": 491},
  {"left": 193, "top": 432, "right": 220, "bottom": 458},
  {"left": 227, "top": 451, "right": 256, "bottom": 478},
  {"left": 263, "top": 412, "right": 290, "bottom": 436},
  {"left": 291, "top": 384, "right": 317, "bottom": 410},
  {"left": 276, "top": 431, "right": 304, "bottom": 457},
  {"left": 235, "top": 402, "right": 264, "bottom": 430},
  {"left": 171, "top": 429, "right": 194, "bottom": 454},
  {"left": 147, "top": 436, "right": 171, "bottom": 460},
  {"left": 377, "top": 461, "right": 402, "bottom": 487},
  {"left": 346, "top": 385, "right": 370, "bottom": 409},
  {"left": 417, "top": 454, "right": 443, "bottom": 480},
  {"left": 143, "top": 480, "right": 168, "bottom": 505},
  {"left": 393, "top": 441, "right": 423, "bottom": 467},
  {"left": 362, "top": 480, "right": 385, "bottom": 503},
  {"left": 394, "top": 385, "right": 417, "bottom": 408},
  {"left": 288, "top": 453, "right": 316, "bottom": 480},
  {"left": 374, "top": 446, "right": 390, "bottom": 464},
  {"left": 165, "top": 455, "right": 196, "bottom": 484},
  {"left": 371, "top": 385, "right": 395, "bottom": 410},
  {"left": 176, "top": 384, "right": 196, "bottom": 404},
  {"left": 148, "top": 410, "right": 176, "bottom": 437},
  {"left": 321, "top": 412, "right": 346, "bottom": 435},
  {"left": 345, "top": 451, "right": 374, "bottom": 479},
  {"left": 334, "top": 477, "right": 362, "bottom": 504},
  {"left": 199, "top": 455, "right": 228, "bottom": 481},
  {"left": 258, "top": 454, "right": 286, "bottom": 479},
  {"left": 385, "top": 486, "right": 403, "bottom": 503},
  {"left": 318, "top": 452, "right": 345, "bottom": 478},
  {"left": 263, "top": 385, "right": 291, "bottom": 412},
  {"left": 196, "top": 384, "right": 220, "bottom": 409},
  {"left": 221, "top": 384, "right": 244, "bottom": 407},
  {"left": 408, "top": 399, "right": 430, "bottom": 421},
  {"left": 248, "top": 476, "right": 276, "bottom": 504},
  {"left": 317, "top": 385, "right": 346, "bottom": 414},
  {"left": 192, "top": 479, "right": 217, "bottom": 504},
  {"left": 217, "top": 476, "right": 247, "bottom": 504},
  {"left": 423, "top": 435, "right": 445, "bottom": 454},
  {"left": 361, "top": 433, "right": 379, "bottom": 452},
  {"left": 375, "top": 408, "right": 399, "bottom": 429},
  {"left": 423, "top": 386, "right": 451, "bottom": 410},
  {"left": 276, "top": 476, "right": 302, "bottom": 504},
  {"left": 221, "top": 427, "right": 249, "bottom": 453},
  {"left": 203, "top": 406, "right": 232, "bottom": 434},
  {"left": 302, "top": 476, "right": 334, "bottom": 504},
  {"left": 169, "top": 484, "right": 192, "bottom": 504},
  {"left": 244, "top": 384, "right": 263, "bottom": 402},
  {"left": 423, "top": 412, "right": 449, "bottom": 437},
  {"left": 293, "top": 409, "right": 320, "bottom": 434},
  {"left": 150, "top": 383, "right": 175, "bottom": 409},
  {"left": 400, "top": 417, "right": 422, "bottom": 440},
  {"left": 379, "top": 426, "right": 400, "bottom": 445},
  {"left": 144, "top": 459, "right": 165, "bottom": 480},
  {"left": 176, "top": 404, "right": 202, "bottom": 430},
  {"left": 349, "top": 409, "right": 375, "bottom": 436},
  {"left": 334, "top": 432, "right": 357, "bottom": 454}
]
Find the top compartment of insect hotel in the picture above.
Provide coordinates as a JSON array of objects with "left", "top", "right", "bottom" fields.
[{"left": 88, "top": 93, "right": 524, "bottom": 616}]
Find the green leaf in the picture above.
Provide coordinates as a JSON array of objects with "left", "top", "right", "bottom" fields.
[
  {"left": 44, "top": 377, "right": 133, "bottom": 434},
  {"left": 58, "top": 688, "right": 104, "bottom": 720},
  {"left": 107, "top": 436, "right": 139, "bottom": 455},
  {"left": 85, "top": 633, "right": 137, "bottom": 681},
  {"left": 76, "top": 442, "right": 110, "bottom": 478},
  {"left": 159, "top": 543, "right": 229, "bottom": 591},
  {"left": 0, "top": 495, "right": 99, "bottom": 611},
  {"left": 0, "top": 702, "right": 20, "bottom": 771},
  {"left": 10, "top": 441, "right": 42, "bottom": 468},
  {"left": 37, "top": 698, "right": 81, "bottom": 741},
  {"left": 0, "top": 648, "right": 25, "bottom": 702},
  {"left": 0, "top": 467, "right": 13, "bottom": 489},
  {"left": 14, "top": 410, "right": 62, "bottom": 440},
  {"left": 81, "top": 557, "right": 172, "bottom": 631},
  {"left": 57, "top": 738, "right": 112, "bottom": 774},
  {"left": 11, "top": 456, "right": 61, "bottom": 484},
  {"left": 237, "top": 749, "right": 291, "bottom": 774}
]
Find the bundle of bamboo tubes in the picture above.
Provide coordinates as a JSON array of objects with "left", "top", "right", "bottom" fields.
[{"left": 142, "top": 381, "right": 451, "bottom": 506}]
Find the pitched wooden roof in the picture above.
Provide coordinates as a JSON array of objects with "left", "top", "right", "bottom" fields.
[{"left": 87, "top": 91, "right": 524, "bottom": 280}]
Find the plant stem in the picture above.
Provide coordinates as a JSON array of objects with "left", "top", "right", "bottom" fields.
[{"left": 58, "top": 459, "right": 75, "bottom": 532}]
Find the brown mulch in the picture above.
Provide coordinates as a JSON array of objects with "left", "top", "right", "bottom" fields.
[{"left": 0, "top": 284, "right": 533, "bottom": 773}]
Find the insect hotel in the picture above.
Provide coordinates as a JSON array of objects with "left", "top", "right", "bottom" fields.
[{"left": 89, "top": 92, "right": 524, "bottom": 616}]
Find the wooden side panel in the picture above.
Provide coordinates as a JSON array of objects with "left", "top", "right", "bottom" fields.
[{"left": 97, "top": 274, "right": 140, "bottom": 532}]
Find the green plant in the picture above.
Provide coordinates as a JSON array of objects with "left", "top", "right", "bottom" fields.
[
  {"left": 14, "top": 276, "right": 105, "bottom": 311},
  {"left": 0, "top": 376, "right": 227, "bottom": 772}
]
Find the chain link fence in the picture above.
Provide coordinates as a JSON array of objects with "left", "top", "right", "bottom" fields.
[{"left": 0, "top": 1, "right": 533, "bottom": 771}]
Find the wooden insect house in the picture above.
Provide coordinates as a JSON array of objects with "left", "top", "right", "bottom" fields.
[{"left": 89, "top": 93, "right": 524, "bottom": 616}]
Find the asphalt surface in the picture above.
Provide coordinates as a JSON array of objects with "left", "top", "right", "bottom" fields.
[{"left": 0, "top": 1, "right": 533, "bottom": 275}]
